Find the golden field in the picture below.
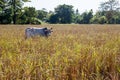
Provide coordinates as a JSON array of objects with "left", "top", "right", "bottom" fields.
[{"left": 0, "top": 24, "right": 120, "bottom": 80}]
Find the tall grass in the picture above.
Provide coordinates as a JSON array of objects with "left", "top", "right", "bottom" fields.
[{"left": 0, "top": 24, "right": 120, "bottom": 80}]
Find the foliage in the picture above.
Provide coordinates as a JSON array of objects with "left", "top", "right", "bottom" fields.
[
  {"left": 10, "top": 0, "right": 30, "bottom": 24},
  {"left": 54, "top": 4, "right": 74, "bottom": 24},
  {"left": 90, "top": 16, "right": 99, "bottom": 24},
  {"left": 115, "top": 13, "right": 120, "bottom": 24},
  {"left": 48, "top": 14, "right": 59, "bottom": 23},
  {"left": 0, "top": 0, "right": 12, "bottom": 24},
  {"left": 79, "top": 10, "right": 93, "bottom": 24},
  {"left": 30, "top": 17, "right": 42, "bottom": 24},
  {"left": 99, "top": 0, "right": 120, "bottom": 24},
  {"left": 0, "top": 0, "right": 30, "bottom": 24},
  {"left": 37, "top": 8, "right": 48, "bottom": 22},
  {"left": 98, "top": 16, "right": 107, "bottom": 24},
  {"left": 1, "top": 0, "right": 120, "bottom": 24},
  {"left": 18, "top": 7, "right": 41, "bottom": 24},
  {"left": 73, "top": 9, "right": 81, "bottom": 23},
  {"left": 99, "top": 0, "right": 120, "bottom": 11}
]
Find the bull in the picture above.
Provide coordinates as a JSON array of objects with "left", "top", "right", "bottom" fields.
[{"left": 25, "top": 27, "right": 53, "bottom": 39}]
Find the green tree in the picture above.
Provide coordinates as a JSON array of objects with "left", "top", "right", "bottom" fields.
[
  {"left": 80, "top": 10, "right": 93, "bottom": 24},
  {"left": 99, "top": 0, "right": 120, "bottom": 23},
  {"left": 98, "top": 16, "right": 107, "bottom": 24},
  {"left": 37, "top": 8, "right": 48, "bottom": 22},
  {"left": 49, "top": 14, "right": 59, "bottom": 23},
  {"left": 114, "top": 12, "right": 120, "bottom": 24},
  {"left": 8, "top": 0, "right": 30, "bottom": 24},
  {"left": 0, "top": 0, "right": 30, "bottom": 24},
  {"left": 74, "top": 9, "right": 81, "bottom": 23},
  {"left": 90, "top": 16, "right": 99, "bottom": 24},
  {"left": 0, "top": 0, "right": 12, "bottom": 24},
  {"left": 54, "top": 4, "right": 74, "bottom": 24},
  {"left": 90, "top": 11, "right": 107, "bottom": 24},
  {"left": 21, "top": 7, "right": 41, "bottom": 24}
]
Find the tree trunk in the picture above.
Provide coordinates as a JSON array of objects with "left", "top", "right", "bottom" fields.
[{"left": 13, "top": 0, "right": 16, "bottom": 24}]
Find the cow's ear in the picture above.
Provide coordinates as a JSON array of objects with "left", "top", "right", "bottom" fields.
[
  {"left": 50, "top": 28, "right": 53, "bottom": 30},
  {"left": 44, "top": 27, "right": 47, "bottom": 29}
]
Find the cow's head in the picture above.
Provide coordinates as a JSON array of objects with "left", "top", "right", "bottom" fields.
[{"left": 45, "top": 28, "right": 53, "bottom": 37}]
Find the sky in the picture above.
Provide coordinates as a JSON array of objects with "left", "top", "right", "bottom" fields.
[{"left": 23, "top": 0, "right": 113, "bottom": 13}]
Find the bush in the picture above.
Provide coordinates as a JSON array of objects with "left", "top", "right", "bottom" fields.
[{"left": 98, "top": 16, "right": 107, "bottom": 24}]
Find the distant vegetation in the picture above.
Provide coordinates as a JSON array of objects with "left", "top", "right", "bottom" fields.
[
  {"left": 1, "top": 0, "right": 120, "bottom": 24},
  {"left": 0, "top": 24, "right": 120, "bottom": 79}
]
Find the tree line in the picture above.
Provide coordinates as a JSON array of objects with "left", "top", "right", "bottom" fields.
[{"left": 0, "top": 0, "right": 120, "bottom": 24}]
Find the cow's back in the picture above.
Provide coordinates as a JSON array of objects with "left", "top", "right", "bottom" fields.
[{"left": 33, "top": 28, "right": 46, "bottom": 36}]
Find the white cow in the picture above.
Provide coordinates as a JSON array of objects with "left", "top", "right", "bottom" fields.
[{"left": 25, "top": 27, "right": 53, "bottom": 39}]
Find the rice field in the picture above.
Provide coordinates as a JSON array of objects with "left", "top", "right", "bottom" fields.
[{"left": 0, "top": 24, "right": 120, "bottom": 80}]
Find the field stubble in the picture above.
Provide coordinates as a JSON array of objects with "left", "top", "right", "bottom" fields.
[{"left": 0, "top": 24, "right": 120, "bottom": 80}]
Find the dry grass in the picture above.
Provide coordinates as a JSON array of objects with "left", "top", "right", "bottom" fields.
[{"left": 0, "top": 24, "right": 120, "bottom": 80}]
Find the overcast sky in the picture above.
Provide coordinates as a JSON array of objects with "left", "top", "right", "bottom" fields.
[{"left": 24, "top": 0, "right": 118, "bottom": 13}]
